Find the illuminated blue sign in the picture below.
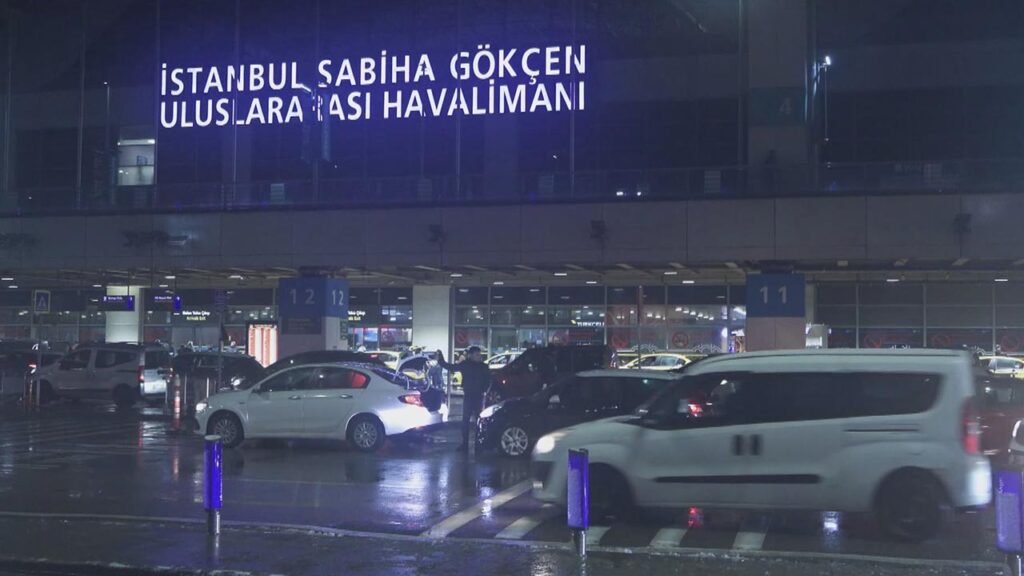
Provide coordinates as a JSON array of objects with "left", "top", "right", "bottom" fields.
[
  {"left": 100, "top": 295, "right": 136, "bottom": 312},
  {"left": 160, "top": 44, "right": 587, "bottom": 128}
]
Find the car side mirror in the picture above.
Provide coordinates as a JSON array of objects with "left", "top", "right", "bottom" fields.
[{"left": 548, "top": 394, "right": 561, "bottom": 407}]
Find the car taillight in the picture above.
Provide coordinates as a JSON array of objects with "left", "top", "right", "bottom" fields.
[
  {"left": 962, "top": 399, "right": 981, "bottom": 455},
  {"left": 138, "top": 366, "right": 145, "bottom": 384},
  {"left": 399, "top": 394, "right": 424, "bottom": 407},
  {"left": 27, "top": 363, "right": 36, "bottom": 373}
]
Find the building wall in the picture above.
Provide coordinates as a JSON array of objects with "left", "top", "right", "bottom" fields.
[{"left": 0, "top": 192, "right": 1018, "bottom": 271}]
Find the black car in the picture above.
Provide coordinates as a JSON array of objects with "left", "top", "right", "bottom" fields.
[
  {"left": 169, "top": 351, "right": 265, "bottom": 413},
  {"left": 477, "top": 369, "right": 678, "bottom": 457}
]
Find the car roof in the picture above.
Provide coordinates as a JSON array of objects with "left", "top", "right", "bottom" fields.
[
  {"left": 577, "top": 369, "right": 679, "bottom": 380},
  {"left": 689, "top": 349, "right": 968, "bottom": 372}
]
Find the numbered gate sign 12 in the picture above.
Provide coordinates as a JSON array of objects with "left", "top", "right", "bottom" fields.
[
  {"left": 277, "top": 278, "right": 349, "bottom": 319},
  {"left": 745, "top": 274, "right": 805, "bottom": 318}
]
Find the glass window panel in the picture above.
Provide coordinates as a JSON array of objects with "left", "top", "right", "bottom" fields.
[
  {"left": 548, "top": 328, "right": 603, "bottom": 346},
  {"left": 925, "top": 328, "right": 992, "bottom": 350},
  {"left": 490, "top": 328, "right": 518, "bottom": 353},
  {"left": 828, "top": 327, "right": 857, "bottom": 349},
  {"left": 455, "top": 306, "right": 487, "bottom": 325},
  {"left": 454, "top": 327, "right": 487, "bottom": 351},
  {"left": 817, "top": 306, "right": 856, "bottom": 326},
  {"left": 490, "top": 306, "right": 520, "bottom": 326},
  {"left": 491, "top": 287, "right": 546, "bottom": 305},
  {"left": 668, "top": 286, "right": 729, "bottom": 305},
  {"left": 859, "top": 306, "right": 924, "bottom": 327},
  {"left": 548, "top": 306, "right": 572, "bottom": 325},
  {"left": 926, "top": 306, "right": 990, "bottom": 327},
  {"left": 607, "top": 305, "right": 637, "bottom": 326},
  {"left": 380, "top": 288, "right": 413, "bottom": 306},
  {"left": 549, "top": 286, "right": 604, "bottom": 304},
  {"left": 997, "top": 307, "right": 1024, "bottom": 327},
  {"left": 816, "top": 284, "right": 857, "bottom": 306},
  {"left": 997, "top": 329, "right": 1024, "bottom": 354},
  {"left": 859, "top": 328, "right": 924, "bottom": 348},
  {"left": 640, "top": 305, "right": 666, "bottom": 325},
  {"left": 996, "top": 284, "right": 1024, "bottom": 305},
  {"left": 666, "top": 305, "right": 726, "bottom": 325},
  {"left": 381, "top": 305, "right": 412, "bottom": 324},
  {"left": 640, "top": 286, "right": 666, "bottom": 304},
  {"left": 517, "top": 328, "right": 546, "bottom": 348},
  {"left": 859, "top": 284, "right": 923, "bottom": 305},
  {"left": 572, "top": 306, "right": 605, "bottom": 327},
  {"left": 667, "top": 326, "right": 728, "bottom": 353},
  {"left": 379, "top": 327, "right": 411, "bottom": 348},
  {"left": 520, "top": 306, "right": 547, "bottom": 326},
  {"left": 454, "top": 287, "right": 489, "bottom": 305},
  {"left": 927, "top": 284, "right": 991, "bottom": 305},
  {"left": 608, "top": 328, "right": 637, "bottom": 351},
  {"left": 639, "top": 327, "right": 667, "bottom": 351},
  {"left": 607, "top": 287, "right": 637, "bottom": 305}
]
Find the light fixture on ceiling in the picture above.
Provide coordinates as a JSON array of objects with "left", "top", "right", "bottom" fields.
[
  {"left": 682, "top": 280, "right": 695, "bottom": 285},
  {"left": 554, "top": 272, "right": 568, "bottom": 277}
]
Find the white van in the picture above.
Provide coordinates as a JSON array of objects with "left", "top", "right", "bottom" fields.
[
  {"left": 36, "top": 344, "right": 172, "bottom": 408},
  {"left": 531, "top": 349, "right": 991, "bottom": 541}
]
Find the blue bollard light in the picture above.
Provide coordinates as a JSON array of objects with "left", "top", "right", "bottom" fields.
[
  {"left": 204, "top": 435, "right": 223, "bottom": 536},
  {"left": 567, "top": 448, "right": 589, "bottom": 557}
]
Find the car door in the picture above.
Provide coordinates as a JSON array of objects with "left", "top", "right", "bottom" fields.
[
  {"left": 628, "top": 373, "right": 752, "bottom": 508},
  {"left": 245, "top": 366, "right": 316, "bottom": 436},
  {"left": 92, "top": 349, "right": 139, "bottom": 391},
  {"left": 302, "top": 366, "right": 370, "bottom": 436},
  {"left": 52, "top": 348, "right": 95, "bottom": 394}
]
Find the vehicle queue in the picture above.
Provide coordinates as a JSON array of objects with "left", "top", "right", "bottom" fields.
[{"left": 12, "top": 338, "right": 1024, "bottom": 543}]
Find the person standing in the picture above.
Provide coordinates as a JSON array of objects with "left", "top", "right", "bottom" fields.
[{"left": 436, "top": 346, "right": 490, "bottom": 452}]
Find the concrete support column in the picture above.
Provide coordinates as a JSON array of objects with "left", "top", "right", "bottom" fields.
[
  {"left": 105, "top": 286, "right": 143, "bottom": 343},
  {"left": 746, "top": 0, "right": 810, "bottom": 183},
  {"left": 276, "top": 278, "right": 349, "bottom": 358},
  {"left": 412, "top": 285, "right": 451, "bottom": 355}
]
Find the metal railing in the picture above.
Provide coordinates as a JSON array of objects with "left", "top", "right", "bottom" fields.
[{"left": 7, "top": 159, "right": 1023, "bottom": 216}]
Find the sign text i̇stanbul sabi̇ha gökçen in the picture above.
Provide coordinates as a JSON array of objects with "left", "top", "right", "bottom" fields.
[{"left": 160, "top": 44, "right": 587, "bottom": 128}]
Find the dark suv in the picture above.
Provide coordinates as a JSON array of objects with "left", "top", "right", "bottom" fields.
[
  {"left": 171, "top": 351, "right": 265, "bottom": 412},
  {"left": 488, "top": 344, "right": 617, "bottom": 401}
]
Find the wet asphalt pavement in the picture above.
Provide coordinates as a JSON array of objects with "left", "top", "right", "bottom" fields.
[{"left": 0, "top": 401, "right": 1009, "bottom": 575}]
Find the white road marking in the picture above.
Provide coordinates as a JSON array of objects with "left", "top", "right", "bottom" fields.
[
  {"left": 0, "top": 510, "right": 1005, "bottom": 571},
  {"left": 650, "top": 527, "right": 687, "bottom": 548},
  {"left": 585, "top": 525, "right": 610, "bottom": 545},
  {"left": 733, "top": 528, "right": 767, "bottom": 550},
  {"left": 421, "top": 480, "right": 532, "bottom": 538},
  {"left": 495, "top": 506, "right": 558, "bottom": 540}
]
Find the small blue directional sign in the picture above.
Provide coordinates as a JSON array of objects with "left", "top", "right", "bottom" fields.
[
  {"left": 746, "top": 274, "right": 805, "bottom": 318},
  {"left": 33, "top": 290, "right": 50, "bottom": 314}
]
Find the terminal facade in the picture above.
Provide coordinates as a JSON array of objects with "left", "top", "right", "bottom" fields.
[{"left": 0, "top": 0, "right": 1021, "bottom": 357}]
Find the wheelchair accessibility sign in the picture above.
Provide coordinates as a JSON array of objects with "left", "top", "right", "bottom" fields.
[{"left": 33, "top": 290, "right": 50, "bottom": 314}]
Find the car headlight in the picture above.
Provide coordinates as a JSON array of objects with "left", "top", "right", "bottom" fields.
[
  {"left": 534, "top": 432, "right": 564, "bottom": 455},
  {"left": 195, "top": 401, "right": 209, "bottom": 413},
  {"left": 479, "top": 404, "right": 499, "bottom": 419}
]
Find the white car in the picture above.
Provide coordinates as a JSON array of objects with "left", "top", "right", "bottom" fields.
[
  {"left": 195, "top": 362, "right": 446, "bottom": 451},
  {"left": 36, "top": 344, "right": 172, "bottom": 407},
  {"left": 532, "top": 349, "right": 991, "bottom": 541}
]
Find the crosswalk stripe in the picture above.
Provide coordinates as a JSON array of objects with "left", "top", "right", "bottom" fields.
[
  {"left": 650, "top": 527, "right": 687, "bottom": 548},
  {"left": 733, "top": 529, "right": 767, "bottom": 550},
  {"left": 495, "top": 506, "right": 558, "bottom": 540},
  {"left": 421, "top": 480, "right": 532, "bottom": 538},
  {"left": 585, "top": 525, "right": 610, "bottom": 545}
]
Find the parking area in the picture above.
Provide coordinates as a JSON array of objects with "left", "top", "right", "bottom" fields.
[{"left": 0, "top": 403, "right": 1001, "bottom": 568}]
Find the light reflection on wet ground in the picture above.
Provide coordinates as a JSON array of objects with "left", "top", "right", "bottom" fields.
[{"left": 0, "top": 403, "right": 1003, "bottom": 565}]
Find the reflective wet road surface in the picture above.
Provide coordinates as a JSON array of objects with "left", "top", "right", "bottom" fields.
[{"left": 0, "top": 403, "right": 1003, "bottom": 568}]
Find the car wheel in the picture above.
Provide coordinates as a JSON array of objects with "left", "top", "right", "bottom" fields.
[
  {"left": 590, "top": 465, "right": 635, "bottom": 522},
  {"left": 498, "top": 425, "right": 531, "bottom": 458},
  {"left": 113, "top": 385, "right": 137, "bottom": 409},
  {"left": 347, "top": 415, "right": 385, "bottom": 453},
  {"left": 876, "top": 470, "right": 950, "bottom": 541},
  {"left": 208, "top": 412, "right": 244, "bottom": 449}
]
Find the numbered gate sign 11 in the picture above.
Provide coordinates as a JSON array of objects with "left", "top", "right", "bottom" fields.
[{"left": 745, "top": 274, "right": 805, "bottom": 318}]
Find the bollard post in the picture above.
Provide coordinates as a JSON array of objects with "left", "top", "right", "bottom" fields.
[
  {"left": 567, "top": 448, "right": 589, "bottom": 558},
  {"left": 995, "top": 467, "right": 1024, "bottom": 574},
  {"left": 204, "top": 435, "right": 223, "bottom": 536}
]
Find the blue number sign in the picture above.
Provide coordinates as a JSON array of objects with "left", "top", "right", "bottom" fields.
[
  {"left": 277, "top": 278, "right": 348, "bottom": 319},
  {"left": 746, "top": 274, "right": 805, "bottom": 318}
]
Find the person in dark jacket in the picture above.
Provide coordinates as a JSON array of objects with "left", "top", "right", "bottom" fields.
[{"left": 437, "top": 346, "right": 490, "bottom": 451}]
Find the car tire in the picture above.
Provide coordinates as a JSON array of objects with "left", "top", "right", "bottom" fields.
[
  {"left": 590, "top": 465, "right": 635, "bottom": 522},
  {"left": 875, "top": 469, "right": 950, "bottom": 542},
  {"left": 498, "top": 425, "right": 531, "bottom": 458},
  {"left": 113, "top": 385, "right": 137, "bottom": 409},
  {"left": 347, "top": 415, "right": 386, "bottom": 453},
  {"left": 208, "top": 412, "right": 244, "bottom": 449}
]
